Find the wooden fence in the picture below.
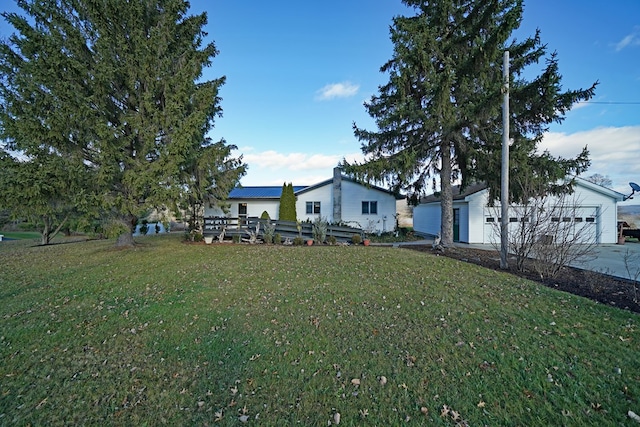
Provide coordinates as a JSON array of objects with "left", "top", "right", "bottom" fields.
[{"left": 203, "top": 217, "right": 363, "bottom": 243}]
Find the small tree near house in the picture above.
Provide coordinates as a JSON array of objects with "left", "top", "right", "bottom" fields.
[{"left": 278, "top": 183, "right": 297, "bottom": 222}]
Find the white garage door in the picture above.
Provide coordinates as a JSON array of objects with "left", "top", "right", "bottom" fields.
[{"left": 482, "top": 206, "right": 599, "bottom": 244}]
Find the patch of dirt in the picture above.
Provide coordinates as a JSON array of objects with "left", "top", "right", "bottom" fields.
[{"left": 403, "top": 245, "right": 640, "bottom": 315}]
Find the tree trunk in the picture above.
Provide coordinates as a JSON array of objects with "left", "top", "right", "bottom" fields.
[
  {"left": 41, "top": 216, "right": 51, "bottom": 246},
  {"left": 440, "top": 141, "right": 454, "bottom": 247},
  {"left": 115, "top": 214, "right": 137, "bottom": 247}
]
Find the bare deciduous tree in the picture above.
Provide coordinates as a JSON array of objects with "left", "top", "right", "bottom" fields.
[{"left": 488, "top": 177, "right": 598, "bottom": 279}]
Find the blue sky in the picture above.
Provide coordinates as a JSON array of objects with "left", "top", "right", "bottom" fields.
[{"left": 2, "top": 1, "right": 640, "bottom": 199}]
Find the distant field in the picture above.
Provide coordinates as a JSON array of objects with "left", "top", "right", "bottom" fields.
[
  {"left": 0, "top": 231, "right": 41, "bottom": 240},
  {"left": 0, "top": 234, "right": 638, "bottom": 425},
  {"left": 619, "top": 205, "right": 640, "bottom": 217}
]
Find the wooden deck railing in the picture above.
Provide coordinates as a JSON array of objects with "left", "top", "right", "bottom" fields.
[{"left": 203, "top": 217, "right": 363, "bottom": 242}]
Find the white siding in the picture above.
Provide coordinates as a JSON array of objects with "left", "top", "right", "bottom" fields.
[
  {"left": 212, "top": 200, "right": 280, "bottom": 219},
  {"left": 205, "top": 173, "right": 398, "bottom": 233},
  {"left": 204, "top": 200, "right": 278, "bottom": 219},
  {"left": 415, "top": 179, "right": 620, "bottom": 244},
  {"left": 339, "top": 180, "right": 396, "bottom": 233},
  {"left": 413, "top": 203, "right": 441, "bottom": 237},
  {"left": 204, "top": 204, "right": 225, "bottom": 217},
  {"left": 296, "top": 184, "right": 333, "bottom": 223},
  {"left": 465, "top": 192, "right": 486, "bottom": 243}
]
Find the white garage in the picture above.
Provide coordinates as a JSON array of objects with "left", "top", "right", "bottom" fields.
[{"left": 413, "top": 177, "right": 624, "bottom": 245}]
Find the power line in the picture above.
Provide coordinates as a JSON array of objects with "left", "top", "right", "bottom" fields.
[{"left": 577, "top": 101, "right": 640, "bottom": 105}]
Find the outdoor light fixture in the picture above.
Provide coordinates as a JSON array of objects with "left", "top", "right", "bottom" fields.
[{"left": 623, "top": 182, "right": 640, "bottom": 201}]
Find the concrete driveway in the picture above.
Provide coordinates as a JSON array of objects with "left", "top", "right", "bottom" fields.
[
  {"left": 576, "top": 243, "right": 640, "bottom": 279},
  {"left": 464, "top": 242, "right": 640, "bottom": 279}
]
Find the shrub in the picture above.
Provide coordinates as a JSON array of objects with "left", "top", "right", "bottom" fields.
[
  {"left": 139, "top": 219, "right": 149, "bottom": 235},
  {"left": 273, "top": 233, "right": 282, "bottom": 245},
  {"left": 263, "top": 221, "right": 276, "bottom": 244},
  {"left": 312, "top": 216, "right": 328, "bottom": 244},
  {"left": 260, "top": 211, "right": 270, "bottom": 220},
  {"left": 351, "top": 234, "right": 362, "bottom": 245},
  {"left": 293, "top": 236, "right": 304, "bottom": 246},
  {"left": 328, "top": 235, "right": 337, "bottom": 245},
  {"left": 232, "top": 234, "right": 241, "bottom": 243}
]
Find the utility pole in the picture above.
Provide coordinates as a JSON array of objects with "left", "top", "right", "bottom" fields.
[{"left": 500, "top": 50, "right": 509, "bottom": 269}]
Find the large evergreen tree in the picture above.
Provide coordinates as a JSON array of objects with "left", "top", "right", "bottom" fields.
[
  {"left": 0, "top": 0, "right": 244, "bottom": 246},
  {"left": 343, "top": 0, "right": 596, "bottom": 246}
]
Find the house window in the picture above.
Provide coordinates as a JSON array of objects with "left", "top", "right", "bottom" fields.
[
  {"left": 362, "top": 201, "right": 378, "bottom": 215},
  {"left": 306, "top": 201, "right": 321, "bottom": 214},
  {"left": 509, "top": 217, "right": 518, "bottom": 223},
  {"left": 485, "top": 217, "right": 495, "bottom": 223},
  {"left": 562, "top": 217, "right": 571, "bottom": 222},
  {"left": 585, "top": 217, "right": 595, "bottom": 223},
  {"left": 574, "top": 217, "right": 583, "bottom": 222}
]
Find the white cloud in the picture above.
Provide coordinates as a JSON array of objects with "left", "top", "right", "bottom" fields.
[
  {"left": 239, "top": 149, "right": 366, "bottom": 186},
  {"left": 315, "top": 81, "right": 360, "bottom": 101},
  {"left": 615, "top": 28, "right": 640, "bottom": 51},
  {"left": 539, "top": 126, "right": 640, "bottom": 196}
]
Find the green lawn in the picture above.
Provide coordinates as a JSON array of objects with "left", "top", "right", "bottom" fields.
[
  {"left": 0, "top": 234, "right": 638, "bottom": 425},
  {"left": 0, "top": 231, "right": 41, "bottom": 240}
]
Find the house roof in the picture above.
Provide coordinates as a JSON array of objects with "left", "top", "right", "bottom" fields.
[
  {"left": 419, "top": 182, "right": 487, "bottom": 204},
  {"left": 296, "top": 175, "right": 400, "bottom": 197},
  {"left": 228, "top": 174, "right": 400, "bottom": 199},
  {"left": 419, "top": 177, "right": 625, "bottom": 205},
  {"left": 574, "top": 177, "right": 625, "bottom": 201},
  {"left": 229, "top": 186, "right": 306, "bottom": 199}
]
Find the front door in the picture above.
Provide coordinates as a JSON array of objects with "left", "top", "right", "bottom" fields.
[
  {"left": 238, "top": 203, "right": 247, "bottom": 225},
  {"left": 453, "top": 208, "right": 460, "bottom": 242}
]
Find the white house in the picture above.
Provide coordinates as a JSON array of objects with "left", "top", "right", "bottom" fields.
[
  {"left": 205, "top": 168, "right": 399, "bottom": 234},
  {"left": 413, "top": 177, "right": 625, "bottom": 244}
]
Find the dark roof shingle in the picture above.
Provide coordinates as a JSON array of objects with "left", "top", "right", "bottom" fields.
[{"left": 420, "top": 182, "right": 487, "bottom": 203}]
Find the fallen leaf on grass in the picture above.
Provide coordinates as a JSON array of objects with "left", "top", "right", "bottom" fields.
[
  {"left": 441, "top": 405, "right": 450, "bottom": 417},
  {"left": 351, "top": 378, "right": 360, "bottom": 386}
]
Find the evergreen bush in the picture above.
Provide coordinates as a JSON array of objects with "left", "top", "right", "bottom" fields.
[{"left": 278, "top": 182, "right": 297, "bottom": 221}]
